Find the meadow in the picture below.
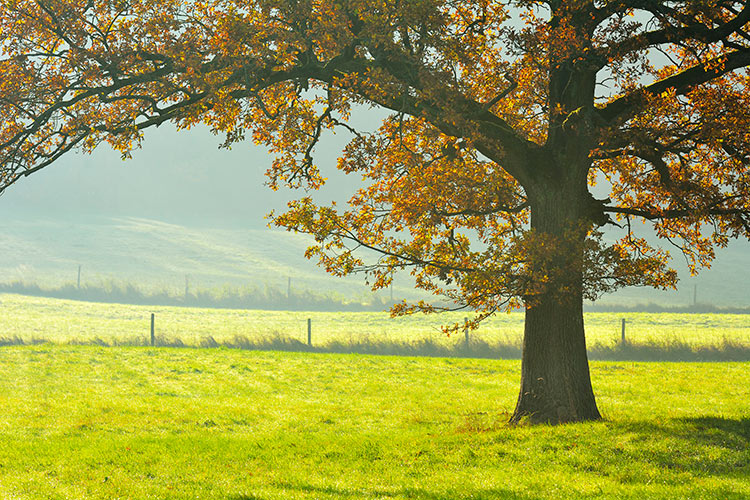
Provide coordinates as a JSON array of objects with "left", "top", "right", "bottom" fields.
[
  {"left": 0, "top": 345, "right": 748, "bottom": 499},
  {"left": 2, "top": 294, "right": 750, "bottom": 358}
]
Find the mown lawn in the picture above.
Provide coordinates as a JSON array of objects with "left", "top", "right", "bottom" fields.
[{"left": 0, "top": 345, "right": 747, "bottom": 499}]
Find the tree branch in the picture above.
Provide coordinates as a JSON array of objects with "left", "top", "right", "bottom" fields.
[
  {"left": 598, "top": 49, "right": 750, "bottom": 124},
  {"left": 604, "top": 195, "right": 749, "bottom": 221},
  {"left": 596, "top": 2, "right": 750, "bottom": 62}
]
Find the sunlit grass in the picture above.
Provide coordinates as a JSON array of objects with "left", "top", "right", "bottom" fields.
[
  {"left": 2, "top": 293, "right": 750, "bottom": 350},
  {"left": 0, "top": 345, "right": 747, "bottom": 499}
]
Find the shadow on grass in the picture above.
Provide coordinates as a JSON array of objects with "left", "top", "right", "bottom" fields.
[
  {"left": 220, "top": 417, "right": 749, "bottom": 500},
  {"left": 685, "top": 416, "right": 750, "bottom": 443},
  {"left": 608, "top": 416, "right": 750, "bottom": 477},
  {"left": 230, "top": 484, "right": 541, "bottom": 500}
]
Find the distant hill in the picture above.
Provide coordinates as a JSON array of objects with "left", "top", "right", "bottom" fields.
[
  {"left": 1, "top": 214, "right": 749, "bottom": 310},
  {"left": 0, "top": 215, "right": 401, "bottom": 302},
  {"left": 1, "top": 124, "right": 747, "bottom": 310}
]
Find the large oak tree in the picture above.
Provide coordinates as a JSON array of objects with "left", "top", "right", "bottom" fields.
[{"left": 2, "top": 0, "right": 750, "bottom": 424}]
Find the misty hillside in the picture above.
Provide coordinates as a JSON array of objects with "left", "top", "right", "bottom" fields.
[
  {"left": 0, "top": 214, "right": 749, "bottom": 308},
  {"left": 0, "top": 125, "right": 748, "bottom": 309},
  {"left": 0, "top": 215, "right": 403, "bottom": 301}
]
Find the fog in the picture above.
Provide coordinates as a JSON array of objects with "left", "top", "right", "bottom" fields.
[
  {"left": 0, "top": 123, "right": 360, "bottom": 227},
  {"left": 1, "top": 118, "right": 750, "bottom": 309}
]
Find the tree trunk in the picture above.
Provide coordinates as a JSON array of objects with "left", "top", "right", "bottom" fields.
[
  {"left": 510, "top": 286, "right": 601, "bottom": 424},
  {"left": 510, "top": 184, "right": 602, "bottom": 425}
]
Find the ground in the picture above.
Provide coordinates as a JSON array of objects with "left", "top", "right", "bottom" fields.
[{"left": 0, "top": 345, "right": 748, "bottom": 499}]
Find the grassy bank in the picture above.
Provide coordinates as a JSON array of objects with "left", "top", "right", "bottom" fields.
[
  {"left": 3, "top": 331, "right": 750, "bottom": 362},
  {"left": 0, "top": 346, "right": 748, "bottom": 499},
  {"left": 2, "top": 294, "right": 750, "bottom": 361}
]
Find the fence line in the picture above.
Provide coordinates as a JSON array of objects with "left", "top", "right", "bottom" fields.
[{"left": 2, "top": 294, "right": 750, "bottom": 353}]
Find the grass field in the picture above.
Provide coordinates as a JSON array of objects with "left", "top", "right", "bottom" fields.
[
  {"left": 0, "top": 345, "right": 748, "bottom": 499},
  {"left": 2, "top": 293, "right": 750, "bottom": 351}
]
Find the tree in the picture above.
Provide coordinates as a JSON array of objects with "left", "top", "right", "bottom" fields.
[{"left": 2, "top": 0, "right": 750, "bottom": 424}]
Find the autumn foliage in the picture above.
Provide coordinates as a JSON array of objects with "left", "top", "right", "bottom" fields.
[{"left": 2, "top": 0, "right": 750, "bottom": 423}]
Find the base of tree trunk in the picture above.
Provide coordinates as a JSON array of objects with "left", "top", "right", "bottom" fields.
[
  {"left": 509, "top": 291, "right": 602, "bottom": 425},
  {"left": 509, "top": 398, "right": 602, "bottom": 425}
]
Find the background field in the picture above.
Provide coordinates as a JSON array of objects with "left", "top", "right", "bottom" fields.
[
  {"left": 2, "top": 215, "right": 750, "bottom": 309},
  {"left": 3, "top": 293, "right": 750, "bottom": 349},
  {"left": 0, "top": 345, "right": 748, "bottom": 500},
  {"left": 0, "top": 216, "right": 413, "bottom": 304}
]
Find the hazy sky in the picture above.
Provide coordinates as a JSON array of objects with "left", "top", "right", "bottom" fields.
[
  {"left": 0, "top": 121, "right": 365, "bottom": 228},
  {"left": 2, "top": 101, "right": 749, "bottom": 307}
]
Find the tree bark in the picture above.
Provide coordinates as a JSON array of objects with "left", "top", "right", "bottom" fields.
[
  {"left": 510, "top": 286, "right": 601, "bottom": 424},
  {"left": 510, "top": 183, "right": 602, "bottom": 425}
]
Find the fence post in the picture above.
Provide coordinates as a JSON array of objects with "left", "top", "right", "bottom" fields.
[
  {"left": 151, "top": 313, "right": 155, "bottom": 347},
  {"left": 464, "top": 317, "right": 469, "bottom": 348},
  {"left": 77, "top": 265, "right": 81, "bottom": 289},
  {"left": 621, "top": 318, "right": 626, "bottom": 343},
  {"left": 307, "top": 318, "right": 312, "bottom": 347}
]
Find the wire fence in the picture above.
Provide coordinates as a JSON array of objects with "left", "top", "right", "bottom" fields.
[{"left": 3, "top": 292, "right": 750, "bottom": 349}]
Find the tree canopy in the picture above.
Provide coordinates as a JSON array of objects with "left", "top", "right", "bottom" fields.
[{"left": 2, "top": 0, "right": 750, "bottom": 423}]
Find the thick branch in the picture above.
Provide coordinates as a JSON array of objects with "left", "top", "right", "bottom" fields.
[
  {"left": 604, "top": 195, "right": 749, "bottom": 221},
  {"left": 598, "top": 49, "right": 750, "bottom": 123},
  {"left": 310, "top": 44, "right": 545, "bottom": 188},
  {"left": 597, "top": 2, "right": 750, "bottom": 62}
]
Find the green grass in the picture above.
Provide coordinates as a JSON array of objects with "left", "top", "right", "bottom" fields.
[
  {"left": 2, "top": 293, "right": 750, "bottom": 350},
  {"left": 0, "top": 345, "right": 748, "bottom": 499}
]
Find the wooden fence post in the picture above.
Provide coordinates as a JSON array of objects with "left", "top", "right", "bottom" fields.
[
  {"left": 307, "top": 318, "right": 312, "bottom": 347},
  {"left": 151, "top": 313, "right": 155, "bottom": 347},
  {"left": 464, "top": 317, "right": 469, "bottom": 347},
  {"left": 77, "top": 265, "right": 81, "bottom": 289},
  {"left": 621, "top": 318, "right": 626, "bottom": 343}
]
